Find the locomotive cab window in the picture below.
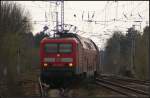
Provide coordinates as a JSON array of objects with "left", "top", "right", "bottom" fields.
[
  {"left": 44, "top": 43, "right": 72, "bottom": 53},
  {"left": 59, "top": 44, "right": 72, "bottom": 53},
  {"left": 45, "top": 43, "right": 58, "bottom": 53}
]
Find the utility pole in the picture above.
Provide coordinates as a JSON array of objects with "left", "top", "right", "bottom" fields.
[
  {"left": 56, "top": 12, "right": 58, "bottom": 32},
  {"left": 17, "top": 48, "right": 20, "bottom": 74},
  {"left": 55, "top": 1, "right": 58, "bottom": 32},
  {"left": 50, "top": 1, "right": 64, "bottom": 34},
  {"left": 131, "top": 31, "right": 135, "bottom": 77},
  {"left": 148, "top": 27, "right": 150, "bottom": 82},
  {"left": 61, "top": 0, "right": 64, "bottom": 31},
  {"left": 130, "top": 25, "right": 136, "bottom": 77}
]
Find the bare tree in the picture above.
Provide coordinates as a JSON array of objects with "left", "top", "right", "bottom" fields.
[{"left": 0, "top": 1, "right": 32, "bottom": 96}]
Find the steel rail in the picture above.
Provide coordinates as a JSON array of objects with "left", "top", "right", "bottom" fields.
[
  {"left": 95, "top": 81, "right": 135, "bottom": 97},
  {"left": 96, "top": 78, "right": 149, "bottom": 96}
]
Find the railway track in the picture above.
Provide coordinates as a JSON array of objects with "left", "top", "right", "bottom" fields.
[
  {"left": 38, "top": 74, "right": 149, "bottom": 97},
  {"left": 100, "top": 74, "right": 150, "bottom": 87},
  {"left": 111, "top": 75, "right": 150, "bottom": 85},
  {"left": 19, "top": 71, "right": 149, "bottom": 97},
  {"left": 38, "top": 77, "right": 72, "bottom": 97},
  {"left": 14, "top": 70, "right": 149, "bottom": 97},
  {"left": 95, "top": 77, "right": 149, "bottom": 97}
]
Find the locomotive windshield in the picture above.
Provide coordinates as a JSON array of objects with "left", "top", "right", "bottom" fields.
[
  {"left": 45, "top": 44, "right": 58, "bottom": 53},
  {"left": 45, "top": 43, "right": 72, "bottom": 53},
  {"left": 59, "top": 44, "right": 72, "bottom": 53}
]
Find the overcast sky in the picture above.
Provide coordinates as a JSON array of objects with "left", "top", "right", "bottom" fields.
[{"left": 15, "top": 1, "right": 149, "bottom": 49}]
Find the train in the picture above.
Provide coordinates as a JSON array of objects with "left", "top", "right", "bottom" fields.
[{"left": 40, "top": 29, "right": 100, "bottom": 88}]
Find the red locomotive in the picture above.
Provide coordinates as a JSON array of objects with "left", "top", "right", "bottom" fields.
[{"left": 40, "top": 30, "right": 100, "bottom": 88}]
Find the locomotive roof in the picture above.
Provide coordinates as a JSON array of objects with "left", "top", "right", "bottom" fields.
[
  {"left": 41, "top": 37, "right": 78, "bottom": 43},
  {"left": 41, "top": 33, "right": 99, "bottom": 51},
  {"left": 41, "top": 33, "right": 89, "bottom": 42}
]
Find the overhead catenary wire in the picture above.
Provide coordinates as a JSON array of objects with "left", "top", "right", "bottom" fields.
[{"left": 17, "top": 1, "right": 149, "bottom": 38}]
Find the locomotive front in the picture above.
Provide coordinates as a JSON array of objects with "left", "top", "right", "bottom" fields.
[{"left": 40, "top": 37, "right": 78, "bottom": 86}]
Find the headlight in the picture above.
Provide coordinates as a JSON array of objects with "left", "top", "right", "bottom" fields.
[
  {"left": 68, "top": 63, "right": 73, "bottom": 67},
  {"left": 43, "top": 63, "right": 48, "bottom": 67}
]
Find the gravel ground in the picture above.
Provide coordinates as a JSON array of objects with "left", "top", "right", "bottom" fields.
[
  {"left": 47, "top": 80, "right": 124, "bottom": 97},
  {"left": 2, "top": 70, "right": 148, "bottom": 97}
]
